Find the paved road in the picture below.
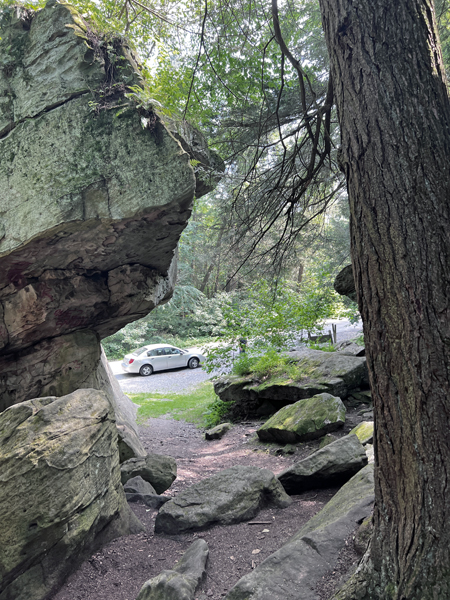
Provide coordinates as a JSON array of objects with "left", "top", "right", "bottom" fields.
[{"left": 110, "top": 319, "right": 363, "bottom": 394}]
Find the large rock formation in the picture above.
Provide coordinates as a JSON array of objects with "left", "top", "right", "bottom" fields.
[
  {"left": 214, "top": 349, "right": 368, "bottom": 419},
  {"left": 0, "top": 388, "right": 142, "bottom": 600},
  {"left": 0, "top": 0, "right": 220, "bottom": 414}
]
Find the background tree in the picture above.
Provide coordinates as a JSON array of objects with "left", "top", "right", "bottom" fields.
[{"left": 316, "top": 0, "right": 450, "bottom": 598}]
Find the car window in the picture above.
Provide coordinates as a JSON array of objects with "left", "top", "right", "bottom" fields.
[
  {"left": 163, "top": 347, "right": 174, "bottom": 355},
  {"left": 156, "top": 348, "right": 165, "bottom": 356},
  {"left": 147, "top": 349, "right": 158, "bottom": 357},
  {"left": 132, "top": 347, "right": 148, "bottom": 356},
  {"left": 170, "top": 348, "right": 181, "bottom": 354}
]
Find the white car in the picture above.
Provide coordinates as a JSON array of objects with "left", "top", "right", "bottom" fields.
[{"left": 121, "top": 344, "right": 206, "bottom": 376}]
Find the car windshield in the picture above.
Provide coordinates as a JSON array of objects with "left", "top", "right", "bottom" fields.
[{"left": 131, "top": 347, "right": 148, "bottom": 356}]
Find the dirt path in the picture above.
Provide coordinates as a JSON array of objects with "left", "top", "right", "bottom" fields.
[{"left": 53, "top": 418, "right": 358, "bottom": 600}]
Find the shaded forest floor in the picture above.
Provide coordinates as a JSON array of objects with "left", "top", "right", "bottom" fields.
[{"left": 53, "top": 417, "right": 360, "bottom": 600}]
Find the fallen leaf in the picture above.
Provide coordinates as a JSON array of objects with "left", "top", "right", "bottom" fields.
[
  {"left": 262, "top": 529, "right": 270, "bottom": 533},
  {"left": 252, "top": 549, "right": 261, "bottom": 555}
]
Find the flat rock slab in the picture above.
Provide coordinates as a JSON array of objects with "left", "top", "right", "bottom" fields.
[
  {"left": 225, "top": 465, "right": 374, "bottom": 600},
  {"left": 277, "top": 434, "right": 368, "bottom": 494},
  {"left": 257, "top": 393, "right": 346, "bottom": 444},
  {"left": 154, "top": 466, "right": 292, "bottom": 534},
  {"left": 120, "top": 454, "right": 177, "bottom": 494},
  {"left": 136, "top": 538, "right": 209, "bottom": 600}
]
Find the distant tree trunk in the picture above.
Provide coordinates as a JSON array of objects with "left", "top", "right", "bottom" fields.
[
  {"left": 199, "top": 224, "right": 226, "bottom": 293},
  {"left": 318, "top": 0, "right": 450, "bottom": 598},
  {"left": 296, "top": 263, "right": 304, "bottom": 288}
]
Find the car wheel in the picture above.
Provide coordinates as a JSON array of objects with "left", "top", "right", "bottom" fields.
[
  {"left": 139, "top": 364, "right": 153, "bottom": 376},
  {"left": 188, "top": 357, "right": 199, "bottom": 369}
]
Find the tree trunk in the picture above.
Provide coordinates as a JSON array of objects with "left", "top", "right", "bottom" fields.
[{"left": 318, "top": 0, "right": 450, "bottom": 598}]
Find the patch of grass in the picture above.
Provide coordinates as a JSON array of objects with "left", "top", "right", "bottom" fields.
[
  {"left": 233, "top": 349, "right": 321, "bottom": 386},
  {"left": 307, "top": 341, "right": 336, "bottom": 352},
  {"left": 128, "top": 381, "right": 221, "bottom": 427}
]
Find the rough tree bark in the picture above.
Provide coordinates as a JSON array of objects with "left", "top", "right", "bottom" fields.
[{"left": 317, "top": 0, "right": 450, "bottom": 598}]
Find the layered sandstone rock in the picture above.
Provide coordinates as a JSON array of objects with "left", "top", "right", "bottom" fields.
[
  {"left": 0, "top": 1, "right": 219, "bottom": 416},
  {"left": 0, "top": 389, "right": 143, "bottom": 600}
]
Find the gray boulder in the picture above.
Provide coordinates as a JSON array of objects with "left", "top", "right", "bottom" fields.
[
  {"left": 124, "top": 476, "right": 170, "bottom": 510},
  {"left": 136, "top": 538, "right": 209, "bottom": 600},
  {"left": 205, "top": 422, "right": 232, "bottom": 440},
  {"left": 120, "top": 454, "right": 177, "bottom": 494},
  {"left": 334, "top": 265, "right": 357, "bottom": 302},
  {"left": 0, "top": 389, "right": 143, "bottom": 600},
  {"left": 154, "top": 466, "right": 292, "bottom": 534},
  {"left": 214, "top": 350, "right": 367, "bottom": 419},
  {"left": 225, "top": 465, "right": 374, "bottom": 600},
  {"left": 335, "top": 338, "right": 365, "bottom": 357},
  {"left": 277, "top": 434, "right": 368, "bottom": 494},
  {"left": 257, "top": 393, "right": 346, "bottom": 444}
]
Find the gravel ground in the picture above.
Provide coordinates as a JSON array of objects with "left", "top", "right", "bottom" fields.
[{"left": 112, "top": 365, "right": 210, "bottom": 394}]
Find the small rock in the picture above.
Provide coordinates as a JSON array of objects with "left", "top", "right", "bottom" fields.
[
  {"left": 124, "top": 475, "right": 170, "bottom": 509},
  {"left": 120, "top": 454, "right": 177, "bottom": 494},
  {"left": 205, "top": 423, "right": 232, "bottom": 440},
  {"left": 318, "top": 434, "right": 337, "bottom": 449},
  {"left": 275, "top": 444, "right": 297, "bottom": 456}
]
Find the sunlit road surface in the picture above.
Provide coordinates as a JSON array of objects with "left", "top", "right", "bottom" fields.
[{"left": 109, "top": 319, "right": 363, "bottom": 394}]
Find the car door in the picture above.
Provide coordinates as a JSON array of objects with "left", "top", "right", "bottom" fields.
[
  {"left": 164, "top": 347, "right": 186, "bottom": 369},
  {"left": 146, "top": 348, "right": 168, "bottom": 371}
]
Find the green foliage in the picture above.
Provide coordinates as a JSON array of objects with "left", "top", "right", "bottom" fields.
[
  {"left": 130, "top": 381, "right": 218, "bottom": 426},
  {"left": 354, "top": 334, "right": 365, "bottom": 347},
  {"left": 231, "top": 348, "right": 318, "bottom": 384},
  {"left": 204, "top": 272, "right": 345, "bottom": 374},
  {"left": 307, "top": 341, "right": 336, "bottom": 352},
  {"left": 201, "top": 397, "right": 235, "bottom": 428}
]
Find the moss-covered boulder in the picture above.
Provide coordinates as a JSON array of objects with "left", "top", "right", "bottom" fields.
[
  {"left": 0, "top": 389, "right": 142, "bottom": 600},
  {"left": 256, "top": 393, "right": 346, "bottom": 444}
]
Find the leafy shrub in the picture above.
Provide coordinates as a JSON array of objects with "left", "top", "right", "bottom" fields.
[
  {"left": 307, "top": 341, "right": 336, "bottom": 352},
  {"left": 231, "top": 349, "right": 309, "bottom": 382},
  {"left": 202, "top": 397, "right": 236, "bottom": 428}
]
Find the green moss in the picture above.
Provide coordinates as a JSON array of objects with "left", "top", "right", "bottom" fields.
[{"left": 350, "top": 421, "right": 374, "bottom": 444}]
